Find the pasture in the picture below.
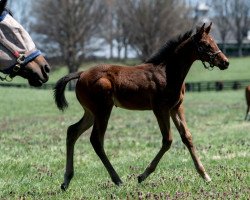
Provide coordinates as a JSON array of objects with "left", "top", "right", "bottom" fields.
[
  {"left": 4, "top": 56, "right": 250, "bottom": 84},
  {"left": 0, "top": 86, "right": 249, "bottom": 199}
]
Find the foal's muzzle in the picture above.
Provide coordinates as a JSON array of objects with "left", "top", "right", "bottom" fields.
[{"left": 218, "top": 59, "right": 229, "bottom": 70}]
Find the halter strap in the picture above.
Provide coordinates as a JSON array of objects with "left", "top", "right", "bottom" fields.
[
  {"left": 192, "top": 36, "right": 222, "bottom": 70},
  {"left": 0, "top": 50, "right": 42, "bottom": 75},
  {"left": 0, "top": 10, "right": 8, "bottom": 22},
  {"left": 202, "top": 50, "right": 221, "bottom": 70}
]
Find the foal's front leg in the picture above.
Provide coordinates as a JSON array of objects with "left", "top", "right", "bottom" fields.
[
  {"left": 170, "top": 103, "right": 211, "bottom": 181},
  {"left": 138, "top": 108, "right": 173, "bottom": 183}
]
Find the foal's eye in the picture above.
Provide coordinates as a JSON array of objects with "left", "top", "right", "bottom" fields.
[{"left": 204, "top": 43, "right": 211, "bottom": 50}]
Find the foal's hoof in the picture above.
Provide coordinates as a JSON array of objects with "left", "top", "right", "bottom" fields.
[
  {"left": 204, "top": 174, "right": 212, "bottom": 182},
  {"left": 61, "top": 183, "right": 68, "bottom": 191},
  {"left": 114, "top": 179, "right": 123, "bottom": 186},
  {"left": 138, "top": 174, "right": 145, "bottom": 183}
]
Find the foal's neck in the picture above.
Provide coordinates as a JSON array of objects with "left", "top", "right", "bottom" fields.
[{"left": 167, "top": 38, "right": 196, "bottom": 88}]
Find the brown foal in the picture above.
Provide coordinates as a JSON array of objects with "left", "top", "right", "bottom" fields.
[{"left": 54, "top": 23, "right": 229, "bottom": 190}]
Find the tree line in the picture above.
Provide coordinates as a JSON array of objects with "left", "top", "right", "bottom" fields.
[{"left": 7, "top": 0, "right": 250, "bottom": 73}]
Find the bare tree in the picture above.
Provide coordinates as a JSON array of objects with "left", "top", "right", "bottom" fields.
[
  {"left": 211, "top": 0, "right": 231, "bottom": 53},
  {"left": 101, "top": 0, "right": 130, "bottom": 60},
  {"left": 117, "top": 0, "right": 192, "bottom": 60},
  {"left": 100, "top": 0, "right": 115, "bottom": 59},
  {"left": 230, "top": 0, "right": 250, "bottom": 57},
  {"left": 115, "top": 3, "right": 133, "bottom": 60},
  {"left": 32, "top": 0, "right": 105, "bottom": 73}
]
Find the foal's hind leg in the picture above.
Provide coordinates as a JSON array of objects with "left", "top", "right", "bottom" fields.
[
  {"left": 90, "top": 106, "right": 123, "bottom": 185},
  {"left": 61, "top": 110, "right": 94, "bottom": 191},
  {"left": 245, "top": 106, "right": 249, "bottom": 120},
  {"left": 138, "top": 108, "right": 173, "bottom": 183},
  {"left": 170, "top": 103, "right": 211, "bottom": 181}
]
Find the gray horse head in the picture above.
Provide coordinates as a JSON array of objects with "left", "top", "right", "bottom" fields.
[{"left": 0, "top": 0, "right": 50, "bottom": 86}]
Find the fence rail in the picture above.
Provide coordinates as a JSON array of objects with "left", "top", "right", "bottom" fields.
[
  {"left": 185, "top": 79, "right": 250, "bottom": 92},
  {"left": 1, "top": 79, "right": 250, "bottom": 92}
]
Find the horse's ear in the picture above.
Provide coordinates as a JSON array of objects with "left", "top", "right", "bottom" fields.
[
  {"left": 0, "top": 0, "right": 7, "bottom": 15},
  {"left": 196, "top": 23, "right": 205, "bottom": 34},
  {"left": 195, "top": 23, "right": 205, "bottom": 40},
  {"left": 205, "top": 22, "right": 212, "bottom": 34}
]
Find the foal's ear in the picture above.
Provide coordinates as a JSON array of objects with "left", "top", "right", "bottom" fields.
[
  {"left": 196, "top": 23, "right": 205, "bottom": 33},
  {"left": 205, "top": 22, "right": 212, "bottom": 34},
  {"left": 195, "top": 23, "right": 205, "bottom": 39},
  {"left": 0, "top": 0, "right": 7, "bottom": 15}
]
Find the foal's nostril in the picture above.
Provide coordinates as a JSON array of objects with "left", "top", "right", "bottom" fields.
[{"left": 224, "top": 60, "right": 229, "bottom": 67}]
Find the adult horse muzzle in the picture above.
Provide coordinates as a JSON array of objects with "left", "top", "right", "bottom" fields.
[
  {"left": 19, "top": 54, "right": 51, "bottom": 87},
  {"left": 0, "top": 49, "right": 51, "bottom": 86}
]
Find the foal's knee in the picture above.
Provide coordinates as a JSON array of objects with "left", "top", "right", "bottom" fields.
[{"left": 181, "top": 132, "right": 193, "bottom": 147}]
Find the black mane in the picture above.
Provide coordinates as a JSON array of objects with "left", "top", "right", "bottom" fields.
[{"left": 145, "top": 30, "right": 193, "bottom": 65}]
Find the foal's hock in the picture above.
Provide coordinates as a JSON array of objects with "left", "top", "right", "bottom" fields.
[{"left": 54, "top": 23, "right": 229, "bottom": 190}]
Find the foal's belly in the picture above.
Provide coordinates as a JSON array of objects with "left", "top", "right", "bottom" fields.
[{"left": 112, "top": 92, "right": 153, "bottom": 110}]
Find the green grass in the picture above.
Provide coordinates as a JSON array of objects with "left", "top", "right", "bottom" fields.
[
  {"left": 0, "top": 87, "right": 249, "bottom": 199},
  {"left": 187, "top": 56, "right": 250, "bottom": 82},
  {"left": 5, "top": 56, "right": 250, "bottom": 85}
]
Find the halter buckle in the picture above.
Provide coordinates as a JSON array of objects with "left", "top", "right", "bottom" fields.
[
  {"left": 13, "top": 64, "right": 21, "bottom": 72},
  {"left": 17, "top": 54, "right": 25, "bottom": 64}
]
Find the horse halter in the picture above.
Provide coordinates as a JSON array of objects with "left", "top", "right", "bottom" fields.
[
  {"left": 0, "top": 10, "right": 42, "bottom": 81},
  {"left": 192, "top": 36, "right": 221, "bottom": 70}
]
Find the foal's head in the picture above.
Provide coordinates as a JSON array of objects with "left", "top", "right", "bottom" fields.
[
  {"left": 0, "top": 0, "right": 50, "bottom": 86},
  {"left": 193, "top": 23, "right": 229, "bottom": 70}
]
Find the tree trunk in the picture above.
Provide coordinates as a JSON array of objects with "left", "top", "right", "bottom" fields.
[
  {"left": 117, "top": 45, "right": 122, "bottom": 60},
  {"left": 124, "top": 43, "right": 128, "bottom": 60},
  {"left": 110, "top": 41, "right": 114, "bottom": 59},
  {"left": 238, "top": 42, "right": 243, "bottom": 57},
  {"left": 68, "top": 64, "right": 78, "bottom": 91}
]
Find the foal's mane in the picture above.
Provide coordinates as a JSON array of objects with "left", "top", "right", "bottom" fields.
[{"left": 145, "top": 30, "right": 193, "bottom": 65}]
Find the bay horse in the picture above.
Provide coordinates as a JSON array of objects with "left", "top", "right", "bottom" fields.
[
  {"left": 0, "top": 0, "right": 50, "bottom": 86},
  {"left": 245, "top": 85, "right": 250, "bottom": 120},
  {"left": 54, "top": 23, "right": 229, "bottom": 190}
]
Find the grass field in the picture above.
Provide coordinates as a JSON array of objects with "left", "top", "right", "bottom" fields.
[
  {"left": 0, "top": 86, "right": 249, "bottom": 199},
  {"left": 5, "top": 56, "right": 250, "bottom": 85}
]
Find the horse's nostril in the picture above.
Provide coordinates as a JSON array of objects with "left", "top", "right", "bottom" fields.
[{"left": 44, "top": 64, "right": 51, "bottom": 73}]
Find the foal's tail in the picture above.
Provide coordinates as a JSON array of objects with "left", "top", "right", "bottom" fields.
[{"left": 54, "top": 71, "right": 82, "bottom": 111}]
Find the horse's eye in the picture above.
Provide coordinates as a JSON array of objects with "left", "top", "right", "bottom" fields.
[{"left": 204, "top": 44, "right": 211, "bottom": 50}]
